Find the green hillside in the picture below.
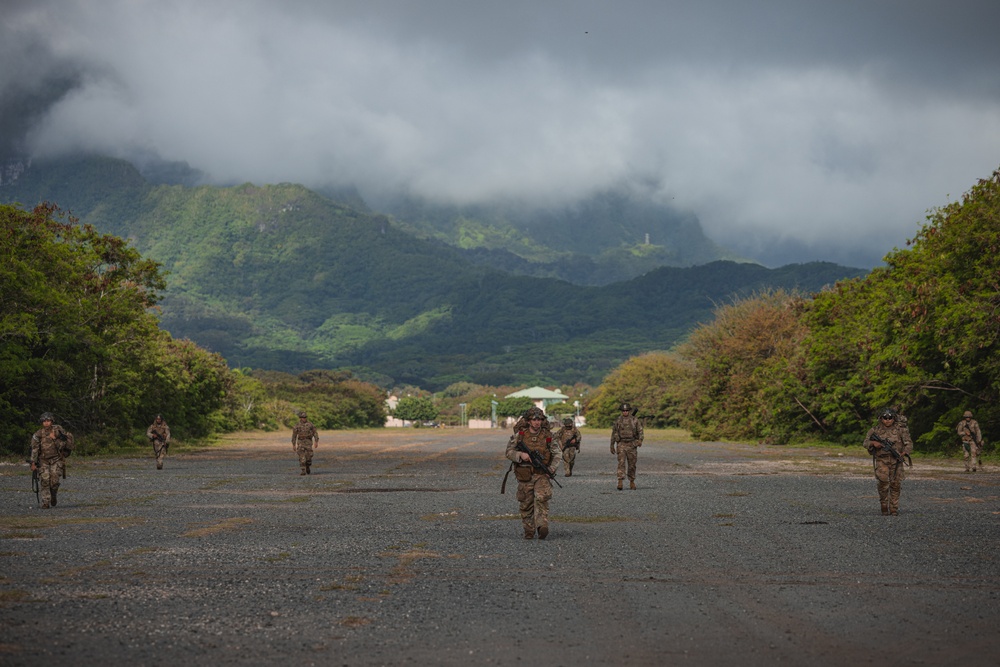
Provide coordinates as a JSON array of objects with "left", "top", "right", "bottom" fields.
[
  {"left": 377, "top": 190, "right": 746, "bottom": 284},
  {"left": 0, "top": 155, "right": 867, "bottom": 389}
]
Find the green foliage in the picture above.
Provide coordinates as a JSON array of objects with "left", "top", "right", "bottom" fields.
[
  {"left": 800, "top": 168, "right": 1000, "bottom": 449},
  {"left": 466, "top": 395, "right": 497, "bottom": 419},
  {"left": 0, "top": 202, "right": 243, "bottom": 454},
  {"left": 259, "top": 370, "right": 387, "bottom": 429},
  {"left": 587, "top": 352, "right": 693, "bottom": 428},
  {"left": 680, "top": 290, "right": 811, "bottom": 443},
  {"left": 496, "top": 396, "right": 534, "bottom": 418},
  {"left": 392, "top": 396, "right": 438, "bottom": 424}
]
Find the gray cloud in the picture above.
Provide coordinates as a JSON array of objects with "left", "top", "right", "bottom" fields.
[{"left": 3, "top": 0, "right": 999, "bottom": 267}]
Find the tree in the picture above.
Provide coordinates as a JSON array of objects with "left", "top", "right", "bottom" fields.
[
  {"left": 679, "top": 290, "right": 811, "bottom": 442},
  {"left": 587, "top": 352, "right": 693, "bottom": 428},
  {"left": 496, "top": 396, "right": 534, "bottom": 418},
  {"left": 393, "top": 396, "right": 438, "bottom": 424}
]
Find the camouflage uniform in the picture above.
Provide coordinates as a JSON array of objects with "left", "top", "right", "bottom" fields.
[
  {"left": 29, "top": 414, "right": 73, "bottom": 509},
  {"left": 957, "top": 410, "right": 983, "bottom": 472},
  {"left": 291, "top": 411, "right": 318, "bottom": 475},
  {"left": 611, "top": 403, "right": 643, "bottom": 490},
  {"left": 863, "top": 409, "right": 914, "bottom": 516},
  {"left": 146, "top": 415, "right": 171, "bottom": 470},
  {"left": 554, "top": 418, "right": 582, "bottom": 477},
  {"left": 505, "top": 407, "right": 561, "bottom": 539}
]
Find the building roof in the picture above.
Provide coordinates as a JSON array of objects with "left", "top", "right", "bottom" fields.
[{"left": 505, "top": 386, "right": 569, "bottom": 400}]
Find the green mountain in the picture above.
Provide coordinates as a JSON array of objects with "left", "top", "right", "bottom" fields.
[
  {"left": 374, "top": 190, "right": 746, "bottom": 284},
  {"left": 0, "top": 155, "right": 867, "bottom": 388}
]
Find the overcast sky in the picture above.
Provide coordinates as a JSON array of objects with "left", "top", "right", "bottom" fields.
[{"left": 2, "top": 0, "right": 999, "bottom": 267}]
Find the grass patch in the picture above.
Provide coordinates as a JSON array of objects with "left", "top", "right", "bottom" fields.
[
  {"left": 182, "top": 517, "right": 253, "bottom": 537},
  {"left": 283, "top": 496, "right": 311, "bottom": 503},
  {"left": 2, "top": 532, "right": 41, "bottom": 540},
  {"left": 0, "top": 516, "right": 144, "bottom": 532},
  {"left": 0, "top": 589, "right": 32, "bottom": 604},
  {"left": 551, "top": 515, "right": 631, "bottom": 523},
  {"left": 262, "top": 552, "right": 291, "bottom": 563}
]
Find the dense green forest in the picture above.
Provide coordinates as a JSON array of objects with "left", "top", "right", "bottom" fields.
[
  {"left": 0, "top": 155, "right": 865, "bottom": 390},
  {"left": 0, "top": 203, "right": 385, "bottom": 455},
  {"left": 585, "top": 168, "right": 1000, "bottom": 453}
]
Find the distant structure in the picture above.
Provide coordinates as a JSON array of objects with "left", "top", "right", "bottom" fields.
[{"left": 504, "top": 387, "right": 570, "bottom": 413}]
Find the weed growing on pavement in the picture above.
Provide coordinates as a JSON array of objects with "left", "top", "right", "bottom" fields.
[
  {"left": 550, "top": 515, "right": 632, "bottom": 523},
  {"left": 182, "top": 516, "right": 253, "bottom": 537}
]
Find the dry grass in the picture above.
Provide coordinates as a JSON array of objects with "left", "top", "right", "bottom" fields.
[{"left": 182, "top": 517, "right": 253, "bottom": 537}]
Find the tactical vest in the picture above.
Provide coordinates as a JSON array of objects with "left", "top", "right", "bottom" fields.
[
  {"left": 617, "top": 417, "right": 638, "bottom": 440},
  {"left": 518, "top": 429, "right": 552, "bottom": 466},
  {"left": 293, "top": 422, "right": 315, "bottom": 445}
]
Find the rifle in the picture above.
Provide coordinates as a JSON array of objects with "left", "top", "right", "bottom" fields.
[
  {"left": 28, "top": 460, "right": 40, "bottom": 506},
  {"left": 869, "top": 432, "right": 912, "bottom": 467},
  {"left": 515, "top": 441, "right": 562, "bottom": 488}
]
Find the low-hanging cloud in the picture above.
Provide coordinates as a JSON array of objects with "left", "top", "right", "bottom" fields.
[{"left": 4, "top": 0, "right": 1000, "bottom": 267}]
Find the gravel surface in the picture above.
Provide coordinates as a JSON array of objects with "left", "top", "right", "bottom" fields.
[{"left": 1, "top": 428, "right": 998, "bottom": 666}]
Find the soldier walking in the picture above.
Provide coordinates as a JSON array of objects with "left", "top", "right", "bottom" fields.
[
  {"left": 957, "top": 410, "right": 984, "bottom": 472},
  {"left": 29, "top": 413, "right": 74, "bottom": 509},
  {"left": 506, "top": 407, "right": 561, "bottom": 539},
  {"left": 863, "top": 408, "right": 913, "bottom": 516},
  {"left": 291, "top": 411, "right": 319, "bottom": 475},
  {"left": 554, "top": 417, "right": 581, "bottom": 477},
  {"left": 146, "top": 414, "right": 171, "bottom": 470},
  {"left": 611, "top": 403, "right": 643, "bottom": 490}
]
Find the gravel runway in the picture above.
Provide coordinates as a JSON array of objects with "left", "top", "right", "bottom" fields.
[{"left": 1, "top": 428, "right": 998, "bottom": 666}]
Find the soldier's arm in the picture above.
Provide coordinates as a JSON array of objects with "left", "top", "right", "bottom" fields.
[
  {"left": 548, "top": 439, "right": 561, "bottom": 474},
  {"left": 637, "top": 419, "right": 644, "bottom": 445},
  {"left": 505, "top": 435, "right": 522, "bottom": 463}
]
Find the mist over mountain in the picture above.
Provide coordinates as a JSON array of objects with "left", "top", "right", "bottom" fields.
[{"left": 0, "top": 154, "right": 866, "bottom": 388}]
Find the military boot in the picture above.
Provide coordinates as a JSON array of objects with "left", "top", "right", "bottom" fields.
[
  {"left": 50, "top": 488, "right": 57, "bottom": 507},
  {"left": 629, "top": 480, "right": 636, "bottom": 490},
  {"left": 537, "top": 525, "right": 548, "bottom": 540},
  {"left": 300, "top": 468, "right": 307, "bottom": 476},
  {"left": 880, "top": 503, "right": 889, "bottom": 516},
  {"left": 617, "top": 479, "right": 623, "bottom": 491},
  {"left": 306, "top": 464, "right": 311, "bottom": 475},
  {"left": 523, "top": 526, "right": 534, "bottom": 540}
]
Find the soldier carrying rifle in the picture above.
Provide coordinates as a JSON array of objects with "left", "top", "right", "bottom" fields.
[
  {"left": 863, "top": 408, "right": 913, "bottom": 516},
  {"left": 147, "top": 414, "right": 171, "bottom": 470},
  {"left": 957, "top": 410, "right": 984, "bottom": 473},
  {"left": 29, "top": 412, "right": 74, "bottom": 509}
]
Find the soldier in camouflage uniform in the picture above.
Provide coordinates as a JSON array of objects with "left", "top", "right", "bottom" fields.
[
  {"left": 146, "top": 414, "right": 171, "bottom": 470},
  {"left": 863, "top": 408, "right": 914, "bottom": 516},
  {"left": 29, "top": 413, "right": 74, "bottom": 509},
  {"left": 291, "top": 411, "right": 319, "bottom": 475},
  {"left": 957, "top": 410, "right": 984, "bottom": 472},
  {"left": 611, "top": 403, "right": 643, "bottom": 490},
  {"left": 505, "top": 407, "right": 561, "bottom": 539},
  {"left": 554, "top": 417, "right": 582, "bottom": 477}
]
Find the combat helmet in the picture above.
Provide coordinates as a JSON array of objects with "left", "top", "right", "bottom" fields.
[
  {"left": 297, "top": 410, "right": 307, "bottom": 418},
  {"left": 964, "top": 410, "right": 973, "bottom": 418},
  {"left": 524, "top": 407, "right": 546, "bottom": 422},
  {"left": 620, "top": 402, "right": 631, "bottom": 412},
  {"left": 879, "top": 408, "right": 897, "bottom": 421},
  {"left": 563, "top": 417, "right": 574, "bottom": 426},
  {"left": 39, "top": 412, "right": 54, "bottom": 423}
]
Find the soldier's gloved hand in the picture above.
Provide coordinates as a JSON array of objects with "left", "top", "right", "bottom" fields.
[
  {"left": 610, "top": 445, "right": 616, "bottom": 455},
  {"left": 638, "top": 441, "right": 643, "bottom": 447}
]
